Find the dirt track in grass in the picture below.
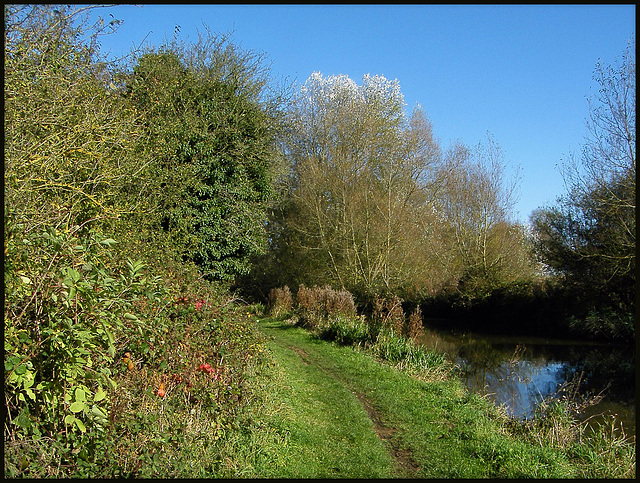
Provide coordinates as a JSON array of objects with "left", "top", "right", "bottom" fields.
[{"left": 285, "top": 341, "right": 420, "bottom": 476}]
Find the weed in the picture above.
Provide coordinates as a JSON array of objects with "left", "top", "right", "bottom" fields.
[{"left": 267, "top": 286, "right": 293, "bottom": 317}]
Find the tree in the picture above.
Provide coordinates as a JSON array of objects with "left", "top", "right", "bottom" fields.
[
  {"left": 276, "top": 72, "right": 445, "bottom": 299},
  {"left": 124, "top": 32, "right": 282, "bottom": 282},
  {"left": 4, "top": 4, "right": 145, "bottom": 235},
  {"left": 531, "top": 39, "right": 635, "bottom": 313},
  {"left": 435, "top": 134, "right": 535, "bottom": 296}
]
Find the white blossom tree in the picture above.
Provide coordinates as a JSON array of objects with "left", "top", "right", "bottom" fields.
[{"left": 280, "top": 72, "right": 445, "bottom": 297}]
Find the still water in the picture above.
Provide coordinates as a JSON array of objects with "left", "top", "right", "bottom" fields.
[{"left": 419, "top": 321, "right": 636, "bottom": 441}]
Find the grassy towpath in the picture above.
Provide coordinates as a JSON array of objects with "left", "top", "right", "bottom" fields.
[{"left": 254, "top": 317, "right": 578, "bottom": 479}]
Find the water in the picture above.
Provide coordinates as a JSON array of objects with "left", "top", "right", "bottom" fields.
[{"left": 419, "top": 322, "right": 636, "bottom": 441}]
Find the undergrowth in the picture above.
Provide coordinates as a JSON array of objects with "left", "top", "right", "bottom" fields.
[{"left": 4, "top": 220, "right": 266, "bottom": 477}]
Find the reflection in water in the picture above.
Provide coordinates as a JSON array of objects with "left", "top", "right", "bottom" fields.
[
  {"left": 419, "top": 325, "right": 635, "bottom": 440},
  {"left": 462, "top": 358, "right": 567, "bottom": 419}
]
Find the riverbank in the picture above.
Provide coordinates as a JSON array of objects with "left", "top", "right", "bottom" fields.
[{"left": 245, "top": 316, "right": 635, "bottom": 478}]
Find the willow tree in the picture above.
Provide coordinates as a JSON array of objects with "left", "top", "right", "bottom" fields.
[{"left": 277, "top": 72, "right": 445, "bottom": 298}]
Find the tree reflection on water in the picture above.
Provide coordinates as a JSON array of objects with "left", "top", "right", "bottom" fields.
[{"left": 419, "top": 326, "right": 635, "bottom": 439}]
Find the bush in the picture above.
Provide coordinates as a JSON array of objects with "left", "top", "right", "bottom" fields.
[
  {"left": 267, "top": 286, "right": 293, "bottom": 317},
  {"left": 407, "top": 306, "right": 424, "bottom": 342},
  {"left": 372, "top": 295, "right": 405, "bottom": 336},
  {"left": 4, "top": 219, "right": 265, "bottom": 477},
  {"left": 4, "top": 222, "right": 170, "bottom": 475},
  {"left": 318, "top": 315, "right": 370, "bottom": 346},
  {"left": 3, "top": 6, "right": 271, "bottom": 476},
  {"left": 295, "top": 285, "right": 357, "bottom": 330}
]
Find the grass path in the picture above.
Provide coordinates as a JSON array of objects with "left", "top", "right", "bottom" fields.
[
  {"left": 254, "top": 317, "right": 583, "bottom": 478},
  {"left": 255, "top": 318, "right": 400, "bottom": 477}
]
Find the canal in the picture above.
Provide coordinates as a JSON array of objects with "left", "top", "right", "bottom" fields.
[{"left": 419, "top": 321, "right": 635, "bottom": 441}]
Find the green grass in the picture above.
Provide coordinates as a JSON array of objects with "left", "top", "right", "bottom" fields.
[
  {"left": 246, "top": 316, "right": 634, "bottom": 479},
  {"left": 249, "top": 320, "right": 398, "bottom": 478}
]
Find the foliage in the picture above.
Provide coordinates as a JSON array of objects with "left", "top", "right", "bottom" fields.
[
  {"left": 273, "top": 72, "right": 451, "bottom": 299},
  {"left": 4, "top": 220, "right": 169, "bottom": 475},
  {"left": 260, "top": 72, "right": 537, "bottom": 306},
  {"left": 124, "top": 35, "right": 282, "bottom": 282},
  {"left": 531, "top": 39, "right": 635, "bottom": 326},
  {"left": 4, "top": 208, "right": 266, "bottom": 477},
  {"left": 295, "top": 284, "right": 358, "bottom": 330},
  {"left": 267, "top": 285, "right": 293, "bottom": 317},
  {"left": 4, "top": 5, "right": 148, "bottom": 235},
  {"left": 372, "top": 295, "right": 405, "bottom": 336},
  {"left": 318, "top": 314, "right": 372, "bottom": 346},
  {"left": 4, "top": 5, "right": 273, "bottom": 477},
  {"left": 436, "top": 135, "right": 537, "bottom": 296},
  {"left": 284, "top": 284, "right": 450, "bottom": 379},
  {"left": 406, "top": 306, "right": 424, "bottom": 343}
]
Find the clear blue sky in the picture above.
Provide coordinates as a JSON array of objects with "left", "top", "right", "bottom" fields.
[{"left": 87, "top": 4, "right": 635, "bottom": 224}]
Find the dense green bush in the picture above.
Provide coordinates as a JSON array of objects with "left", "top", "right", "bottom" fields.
[
  {"left": 125, "top": 39, "right": 281, "bottom": 282},
  {"left": 4, "top": 219, "right": 169, "bottom": 474}
]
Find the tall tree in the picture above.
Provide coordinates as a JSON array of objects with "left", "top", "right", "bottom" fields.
[
  {"left": 436, "top": 134, "right": 534, "bottom": 295},
  {"left": 125, "top": 33, "right": 283, "bottom": 282},
  {"left": 531, "top": 39, "right": 635, "bottom": 313},
  {"left": 277, "top": 72, "right": 444, "bottom": 298}
]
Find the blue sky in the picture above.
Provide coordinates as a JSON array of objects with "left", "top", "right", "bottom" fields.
[{"left": 87, "top": 4, "right": 635, "bottom": 223}]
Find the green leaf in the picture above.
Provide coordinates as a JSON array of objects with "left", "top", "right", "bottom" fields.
[
  {"left": 75, "top": 387, "right": 86, "bottom": 402},
  {"left": 91, "top": 405, "right": 108, "bottom": 421},
  {"left": 100, "top": 238, "right": 117, "bottom": 247},
  {"left": 5, "top": 355, "right": 20, "bottom": 372},
  {"left": 94, "top": 387, "right": 107, "bottom": 402},
  {"left": 18, "top": 274, "right": 32, "bottom": 285},
  {"left": 108, "top": 377, "right": 117, "bottom": 390},
  {"left": 124, "top": 313, "right": 139, "bottom": 322},
  {"left": 69, "top": 401, "right": 85, "bottom": 413},
  {"left": 22, "top": 374, "right": 35, "bottom": 389},
  {"left": 67, "top": 268, "right": 81, "bottom": 283},
  {"left": 14, "top": 363, "right": 27, "bottom": 375},
  {"left": 65, "top": 414, "right": 76, "bottom": 425},
  {"left": 75, "top": 418, "right": 87, "bottom": 433}
]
